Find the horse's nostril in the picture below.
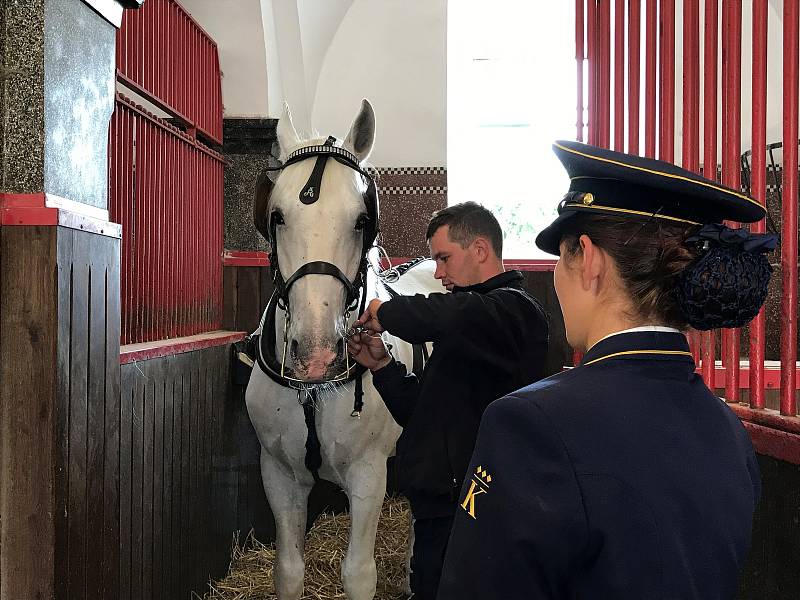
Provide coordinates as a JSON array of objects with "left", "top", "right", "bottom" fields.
[
  {"left": 290, "top": 339, "right": 299, "bottom": 358},
  {"left": 336, "top": 339, "right": 344, "bottom": 357}
]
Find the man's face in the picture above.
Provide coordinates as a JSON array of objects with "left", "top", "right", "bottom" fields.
[{"left": 429, "top": 225, "right": 481, "bottom": 291}]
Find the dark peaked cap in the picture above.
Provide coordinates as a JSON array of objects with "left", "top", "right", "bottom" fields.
[{"left": 535, "top": 140, "right": 767, "bottom": 255}]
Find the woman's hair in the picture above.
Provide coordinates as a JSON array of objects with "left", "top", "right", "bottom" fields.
[{"left": 559, "top": 214, "right": 701, "bottom": 329}]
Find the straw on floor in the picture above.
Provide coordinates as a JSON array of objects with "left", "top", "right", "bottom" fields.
[{"left": 202, "top": 496, "right": 411, "bottom": 600}]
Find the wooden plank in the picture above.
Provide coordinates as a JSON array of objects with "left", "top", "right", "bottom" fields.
[
  {"left": 0, "top": 227, "right": 58, "bottom": 600},
  {"left": 152, "top": 377, "right": 165, "bottom": 600},
  {"left": 212, "top": 353, "right": 239, "bottom": 574},
  {"left": 142, "top": 376, "right": 155, "bottom": 600},
  {"left": 54, "top": 227, "right": 74, "bottom": 600},
  {"left": 103, "top": 243, "right": 122, "bottom": 600},
  {"left": 179, "top": 359, "right": 192, "bottom": 596},
  {"left": 161, "top": 375, "right": 175, "bottom": 598},
  {"left": 190, "top": 350, "right": 201, "bottom": 592},
  {"left": 86, "top": 242, "right": 108, "bottom": 600},
  {"left": 67, "top": 246, "right": 90, "bottom": 600},
  {"left": 199, "top": 354, "right": 214, "bottom": 587},
  {"left": 171, "top": 357, "right": 184, "bottom": 600},
  {"left": 222, "top": 266, "right": 237, "bottom": 330},
  {"left": 118, "top": 371, "right": 134, "bottom": 600},
  {"left": 235, "top": 266, "right": 262, "bottom": 332},
  {"left": 130, "top": 376, "right": 144, "bottom": 600}
]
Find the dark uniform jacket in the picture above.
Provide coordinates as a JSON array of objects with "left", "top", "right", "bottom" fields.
[
  {"left": 438, "top": 330, "right": 761, "bottom": 599},
  {"left": 372, "top": 270, "right": 549, "bottom": 517}
]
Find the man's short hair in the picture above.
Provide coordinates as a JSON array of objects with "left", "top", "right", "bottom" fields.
[{"left": 426, "top": 202, "right": 504, "bottom": 258}]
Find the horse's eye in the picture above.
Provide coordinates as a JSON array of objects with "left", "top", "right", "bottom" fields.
[
  {"left": 355, "top": 214, "right": 368, "bottom": 231},
  {"left": 271, "top": 210, "right": 285, "bottom": 226}
]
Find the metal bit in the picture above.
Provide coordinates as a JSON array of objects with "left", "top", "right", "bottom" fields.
[{"left": 345, "top": 324, "right": 369, "bottom": 339}]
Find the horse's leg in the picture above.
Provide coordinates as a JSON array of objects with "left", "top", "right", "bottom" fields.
[
  {"left": 340, "top": 459, "right": 388, "bottom": 600},
  {"left": 260, "top": 449, "right": 313, "bottom": 600}
]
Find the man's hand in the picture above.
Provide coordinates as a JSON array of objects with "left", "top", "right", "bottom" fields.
[
  {"left": 355, "top": 298, "right": 385, "bottom": 333},
  {"left": 347, "top": 331, "right": 392, "bottom": 371}
]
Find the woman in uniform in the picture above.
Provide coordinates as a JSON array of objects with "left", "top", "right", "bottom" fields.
[{"left": 436, "top": 140, "right": 776, "bottom": 600}]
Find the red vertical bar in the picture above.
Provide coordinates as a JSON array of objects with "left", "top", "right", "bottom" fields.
[
  {"left": 121, "top": 107, "right": 128, "bottom": 345},
  {"left": 587, "top": 0, "right": 598, "bottom": 145},
  {"left": 659, "top": 0, "right": 675, "bottom": 162},
  {"left": 781, "top": 0, "right": 799, "bottom": 416},
  {"left": 749, "top": 0, "right": 768, "bottom": 409},
  {"left": 179, "top": 136, "right": 186, "bottom": 336},
  {"left": 184, "top": 14, "right": 189, "bottom": 121},
  {"left": 577, "top": 0, "right": 585, "bottom": 141},
  {"left": 644, "top": 0, "right": 657, "bottom": 158},
  {"left": 599, "top": 0, "right": 611, "bottom": 148},
  {"left": 682, "top": 0, "right": 700, "bottom": 364},
  {"left": 628, "top": 0, "right": 641, "bottom": 155},
  {"left": 721, "top": 0, "right": 742, "bottom": 403},
  {"left": 167, "top": 1, "right": 173, "bottom": 111},
  {"left": 682, "top": 0, "right": 700, "bottom": 173},
  {"left": 143, "top": 3, "right": 152, "bottom": 92},
  {"left": 130, "top": 8, "right": 139, "bottom": 86},
  {"left": 146, "top": 119, "right": 155, "bottom": 342},
  {"left": 613, "top": 0, "right": 624, "bottom": 151},
  {"left": 702, "top": 0, "right": 719, "bottom": 388},
  {"left": 157, "top": 126, "right": 165, "bottom": 341},
  {"left": 191, "top": 149, "right": 199, "bottom": 334},
  {"left": 134, "top": 117, "right": 144, "bottom": 343},
  {"left": 157, "top": 0, "right": 164, "bottom": 104}
]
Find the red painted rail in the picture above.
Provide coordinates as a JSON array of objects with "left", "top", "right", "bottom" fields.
[
  {"left": 576, "top": 0, "right": 800, "bottom": 454},
  {"left": 116, "top": 0, "right": 222, "bottom": 144},
  {"left": 109, "top": 94, "right": 224, "bottom": 345}
]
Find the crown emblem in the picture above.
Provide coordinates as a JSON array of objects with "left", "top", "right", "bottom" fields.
[{"left": 475, "top": 465, "right": 492, "bottom": 483}]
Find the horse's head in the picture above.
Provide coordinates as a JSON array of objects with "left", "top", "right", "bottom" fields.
[{"left": 255, "top": 100, "right": 377, "bottom": 382}]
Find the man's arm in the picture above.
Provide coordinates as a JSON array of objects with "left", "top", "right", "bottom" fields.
[
  {"left": 376, "top": 291, "right": 495, "bottom": 344},
  {"left": 370, "top": 359, "right": 420, "bottom": 427},
  {"left": 347, "top": 332, "right": 421, "bottom": 427}
]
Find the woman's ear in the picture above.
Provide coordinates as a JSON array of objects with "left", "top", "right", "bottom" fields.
[{"left": 579, "top": 234, "right": 605, "bottom": 293}]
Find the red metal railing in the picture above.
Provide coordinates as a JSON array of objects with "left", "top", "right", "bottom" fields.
[
  {"left": 109, "top": 94, "right": 224, "bottom": 345},
  {"left": 576, "top": 0, "right": 800, "bottom": 457},
  {"left": 116, "top": 0, "right": 222, "bottom": 144}
]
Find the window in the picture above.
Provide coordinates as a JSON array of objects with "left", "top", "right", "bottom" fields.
[{"left": 448, "top": 1, "right": 577, "bottom": 258}]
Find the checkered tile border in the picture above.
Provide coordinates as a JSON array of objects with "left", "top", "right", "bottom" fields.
[
  {"left": 376, "top": 166, "right": 447, "bottom": 175},
  {"left": 379, "top": 185, "right": 448, "bottom": 195}
]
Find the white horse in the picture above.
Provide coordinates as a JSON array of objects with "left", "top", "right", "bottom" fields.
[{"left": 245, "top": 100, "right": 439, "bottom": 600}]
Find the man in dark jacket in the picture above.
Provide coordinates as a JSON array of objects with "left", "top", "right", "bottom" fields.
[{"left": 347, "top": 202, "right": 549, "bottom": 600}]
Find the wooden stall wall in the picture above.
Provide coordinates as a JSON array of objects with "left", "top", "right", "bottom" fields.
[
  {"left": 0, "top": 225, "right": 120, "bottom": 600},
  {"left": 118, "top": 345, "right": 272, "bottom": 599}
]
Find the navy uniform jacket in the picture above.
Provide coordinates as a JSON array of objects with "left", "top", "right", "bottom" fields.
[{"left": 438, "top": 331, "right": 760, "bottom": 600}]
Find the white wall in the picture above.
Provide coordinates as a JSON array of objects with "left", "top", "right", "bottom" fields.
[
  {"left": 181, "top": 0, "right": 446, "bottom": 166},
  {"left": 310, "top": 0, "right": 447, "bottom": 166},
  {"left": 180, "top": 0, "right": 269, "bottom": 117}
]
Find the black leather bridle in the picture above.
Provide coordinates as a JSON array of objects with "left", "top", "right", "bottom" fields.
[{"left": 253, "top": 136, "right": 379, "bottom": 399}]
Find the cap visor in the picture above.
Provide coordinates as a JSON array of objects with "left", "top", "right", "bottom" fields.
[{"left": 535, "top": 211, "right": 578, "bottom": 256}]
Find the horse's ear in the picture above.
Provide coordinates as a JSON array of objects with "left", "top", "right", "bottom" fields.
[
  {"left": 277, "top": 103, "right": 300, "bottom": 160},
  {"left": 344, "top": 99, "right": 375, "bottom": 163},
  {"left": 254, "top": 168, "right": 273, "bottom": 241}
]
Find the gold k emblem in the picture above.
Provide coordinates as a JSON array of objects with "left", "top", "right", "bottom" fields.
[{"left": 460, "top": 465, "right": 492, "bottom": 519}]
